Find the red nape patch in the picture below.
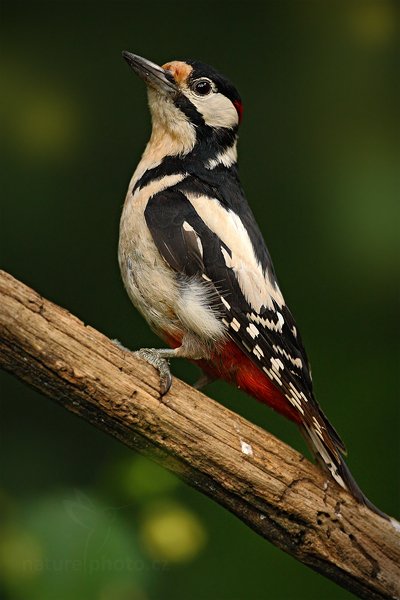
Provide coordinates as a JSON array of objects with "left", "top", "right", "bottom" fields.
[
  {"left": 233, "top": 100, "right": 243, "bottom": 123},
  {"left": 195, "top": 341, "right": 301, "bottom": 424}
]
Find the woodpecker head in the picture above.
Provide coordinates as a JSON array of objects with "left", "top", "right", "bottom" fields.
[{"left": 122, "top": 51, "right": 242, "bottom": 157}]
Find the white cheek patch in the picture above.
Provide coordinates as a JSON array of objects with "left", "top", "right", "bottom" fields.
[{"left": 190, "top": 92, "right": 238, "bottom": 129}]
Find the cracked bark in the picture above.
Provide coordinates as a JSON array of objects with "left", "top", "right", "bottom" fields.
[{"left": 1, "top": 269, "right": 399, "bottom": 600}]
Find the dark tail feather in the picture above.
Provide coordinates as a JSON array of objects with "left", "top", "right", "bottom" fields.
[
  {"left": 300, "top": 424, "right": 388, "bottom": 520},
  {"left": 335, "top": 454, "right": 388, "bottom": 519}
]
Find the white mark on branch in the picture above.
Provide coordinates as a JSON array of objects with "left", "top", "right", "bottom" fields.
[
  {"left": 390, "top": 518, "right": 400, "bottom": 533},
  {"left": 240, "top": 440, "right": 253, "bottom": 457}
]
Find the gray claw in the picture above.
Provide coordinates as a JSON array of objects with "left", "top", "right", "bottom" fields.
[
  {"left": 134, "top": 348, "right": 172, "bottom": 396},
  {"left": 159, "top": 366, "right": 172, "bottom": 396}
]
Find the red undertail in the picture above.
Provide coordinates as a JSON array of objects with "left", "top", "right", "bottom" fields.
[
  {"left": 197, "top": 340, "right": 301, "bottom": 423},
  {"left": 163, "top": 333, "right": 300, "bottom": 424}
]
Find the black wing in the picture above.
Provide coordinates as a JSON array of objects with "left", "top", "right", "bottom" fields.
[{"left": 145, "top": 186, "right": 346, "bottom": 456}]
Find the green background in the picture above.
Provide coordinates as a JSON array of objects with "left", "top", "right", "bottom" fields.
[{"left": 1, "top": 1, "right": 399, "bottom": 599}]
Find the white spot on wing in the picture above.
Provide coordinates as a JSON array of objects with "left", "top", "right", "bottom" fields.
[
  {"left": 289, "top": 382, "right": 302, "bottom": 400},
  {"left": 253, "top": 345, "right": 264, "bottom": 359},
  {"left": 231, "top": 318, "right": 241, "bottom": 331},
  {"left": 271, "top": 357, "right": 284, "bottom": 372},
  {"left": 249, "top": 312, "right": 284, "bottom": 332},
  {"left": 263, "top": 366, "right": 282, "bottom": 385},
  {"left": 221, "top": 296, "right": 231, "bottom": 310},
  {"left": 284, "top": 392, "right": 304, "bottom": 414},
  {"left": 246, "top": 323, "right": 259, "bottom": 339},
  {"left": 273, "top": 345, "right": 303, "bottom": 370}
]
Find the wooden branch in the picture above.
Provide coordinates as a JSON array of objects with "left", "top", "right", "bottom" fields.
[{"left": 1, "top": 270, "right": 399, "bottom": 599}]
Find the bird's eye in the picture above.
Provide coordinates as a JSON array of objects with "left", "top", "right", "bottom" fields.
[{"left": 192, "top": 79, "right": 213, "bottom": 96}]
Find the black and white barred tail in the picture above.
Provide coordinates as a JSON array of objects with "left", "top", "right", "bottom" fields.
[{"left": 300, "top": 423, "right": 388, "bottom": 519}]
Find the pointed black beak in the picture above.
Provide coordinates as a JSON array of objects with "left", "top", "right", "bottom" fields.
[{"left": 122, "top": 51, "right": 178, "bottom": 96}]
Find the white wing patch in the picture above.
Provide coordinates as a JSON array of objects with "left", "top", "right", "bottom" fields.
[
  {"left": 182, "top": 195, "right": 310, "bottom": 422},
  {"left": 186, "top": 193, "right": 285, "bottom": 312}
]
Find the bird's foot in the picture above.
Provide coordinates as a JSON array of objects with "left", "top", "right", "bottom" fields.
[{"left": 134, "top": 348, "right": 173, "bottom": 395}]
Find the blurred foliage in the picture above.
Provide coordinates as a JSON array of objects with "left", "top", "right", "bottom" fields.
[{"left": 1, "top": 1, "right": 399, "bottom": 599}]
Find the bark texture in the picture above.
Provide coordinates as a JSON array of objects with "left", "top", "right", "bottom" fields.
[{"left": 1, "top": 270, "right": 399, "bottom": 600}]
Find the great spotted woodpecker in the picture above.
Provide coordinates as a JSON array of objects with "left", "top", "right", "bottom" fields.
[{"left": 119, "top": 52, "right": 385, "bottom": 517}]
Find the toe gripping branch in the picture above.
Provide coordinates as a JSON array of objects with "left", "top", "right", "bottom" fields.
[{"left": 134, "top": 348, "right": 173, "bottom": 395}]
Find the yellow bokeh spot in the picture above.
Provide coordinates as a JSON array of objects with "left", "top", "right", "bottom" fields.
[
  {"left": 0, "top": 528, "right": 42, "bottom": 583},
  {"left": 14, "top": 93, "right": 79, "bottom": 159},
  {"left": 0, "top": 58, "right": 80, "bottom": 162},
  {"left": 349, "top": 1, "right": 396, "bottom": 45},
  {"left": 140, "top": 502, "right": 207, "bottom": 563}
]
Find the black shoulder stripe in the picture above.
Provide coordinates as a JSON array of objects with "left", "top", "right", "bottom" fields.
[
  {"left": 133, "top": 148, "right": 239, "bottom": 195},
  {"left": 132, "top": 156, "right": 186, "bottom": 194}
]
